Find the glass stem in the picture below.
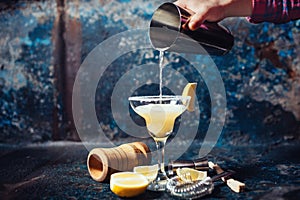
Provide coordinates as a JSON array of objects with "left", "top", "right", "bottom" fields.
[{"left": 155, "top": 138, "right": 167, "bottom": 175}]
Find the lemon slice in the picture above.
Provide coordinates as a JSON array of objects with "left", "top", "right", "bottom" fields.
[
  {"left": 110, "top": 172, "right": 149, "bottom": 198},
  {"left": 133, "top": 164, "right": 158, "bottom": 183},
  {"left": 176, "top": 168, "right": 207, "bottom": 182},
  {"left": 182, "top": 83, "right": 197, "bottom": 112}
]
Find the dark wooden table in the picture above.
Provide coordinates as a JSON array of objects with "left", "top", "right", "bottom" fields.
[{"left": 0, "top": 141, "right": 299, "bottom": 199}]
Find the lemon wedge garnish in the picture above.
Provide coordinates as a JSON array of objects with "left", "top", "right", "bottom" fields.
[
  {"left": 182, "top": 83, "right": 197, "bottom": 112},
  {"left": 110, "top": 172, "right": 149, "bottom": 198},
  {"left": 176, "top": 168, "right": 207, "bottom": 182},
  {"left": 133, "top": 164, "right": 158, "bottom": 183}
]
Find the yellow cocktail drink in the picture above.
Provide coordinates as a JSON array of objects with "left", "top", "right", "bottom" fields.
[{"left": 134, "top": 104, "right": 186, "bottom": 140}]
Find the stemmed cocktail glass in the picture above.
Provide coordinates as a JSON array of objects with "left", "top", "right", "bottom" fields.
[{"left": 128, "top": 95, "right": 191, "bottom": 191}]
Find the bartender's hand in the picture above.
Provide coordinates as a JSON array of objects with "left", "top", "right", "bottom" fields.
[{"left": 174, "top": 0, "right": 253, "bottom": 30}]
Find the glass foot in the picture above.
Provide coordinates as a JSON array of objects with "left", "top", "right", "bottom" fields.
[{"left": 147, "top": 173, "right": 168, "bottom": 191}]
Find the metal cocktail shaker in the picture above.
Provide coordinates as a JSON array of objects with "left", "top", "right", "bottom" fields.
[{"left": 149, "top": 2, "right": 234, "bottom": 55}]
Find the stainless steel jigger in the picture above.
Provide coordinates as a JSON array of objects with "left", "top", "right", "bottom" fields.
[{"left": 149, "top": 2, "right": 234, "bottom": 55}]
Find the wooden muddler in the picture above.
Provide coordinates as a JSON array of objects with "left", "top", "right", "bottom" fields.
[
  {"left": 208, "top": 161, "right": 245, "bottom": 193},
  {"left": 87, "top": 142, "right": 152, "bottom": 182}
]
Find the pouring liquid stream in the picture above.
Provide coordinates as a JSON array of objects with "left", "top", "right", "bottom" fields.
[{"left": 159, "top": 50, "right": 164, "bottom": 99}]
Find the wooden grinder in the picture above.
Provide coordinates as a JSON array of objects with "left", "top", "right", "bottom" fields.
[{"left": 87, "top": 142, "right": 152, "bottom": 182}]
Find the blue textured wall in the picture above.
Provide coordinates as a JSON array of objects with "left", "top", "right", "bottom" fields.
[{"left": 0, "top": 0, "right": 299, "bottom": 145}]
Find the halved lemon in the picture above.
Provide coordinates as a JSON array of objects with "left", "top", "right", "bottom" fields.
[
  {"left": 176, "top": 168, "right": 207, "bottom": 182},
  {"left": 182, "top": 83, "right": 197, "bottom": 112},
  {"left": 110, "top": 172, "right": 149, "bottom": 198},
  {"left": 133, "top": 164, "right": 158, "bottom": 183}
]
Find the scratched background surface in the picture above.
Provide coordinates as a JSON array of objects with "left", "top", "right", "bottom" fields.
[{"left": 0, "top": 1, "right": 299, "bottom": 199}]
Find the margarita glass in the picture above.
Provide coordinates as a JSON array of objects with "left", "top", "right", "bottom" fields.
[{"left": 128, "top": 95, "right": 191, "bottom": 191}]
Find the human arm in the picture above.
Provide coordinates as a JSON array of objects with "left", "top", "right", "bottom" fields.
[
  {"left": 174, "top": 0, "right": 300, "bottom": 30},
  {"left": 248, "top": 0, "right": 300, "bottom": 23}
]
